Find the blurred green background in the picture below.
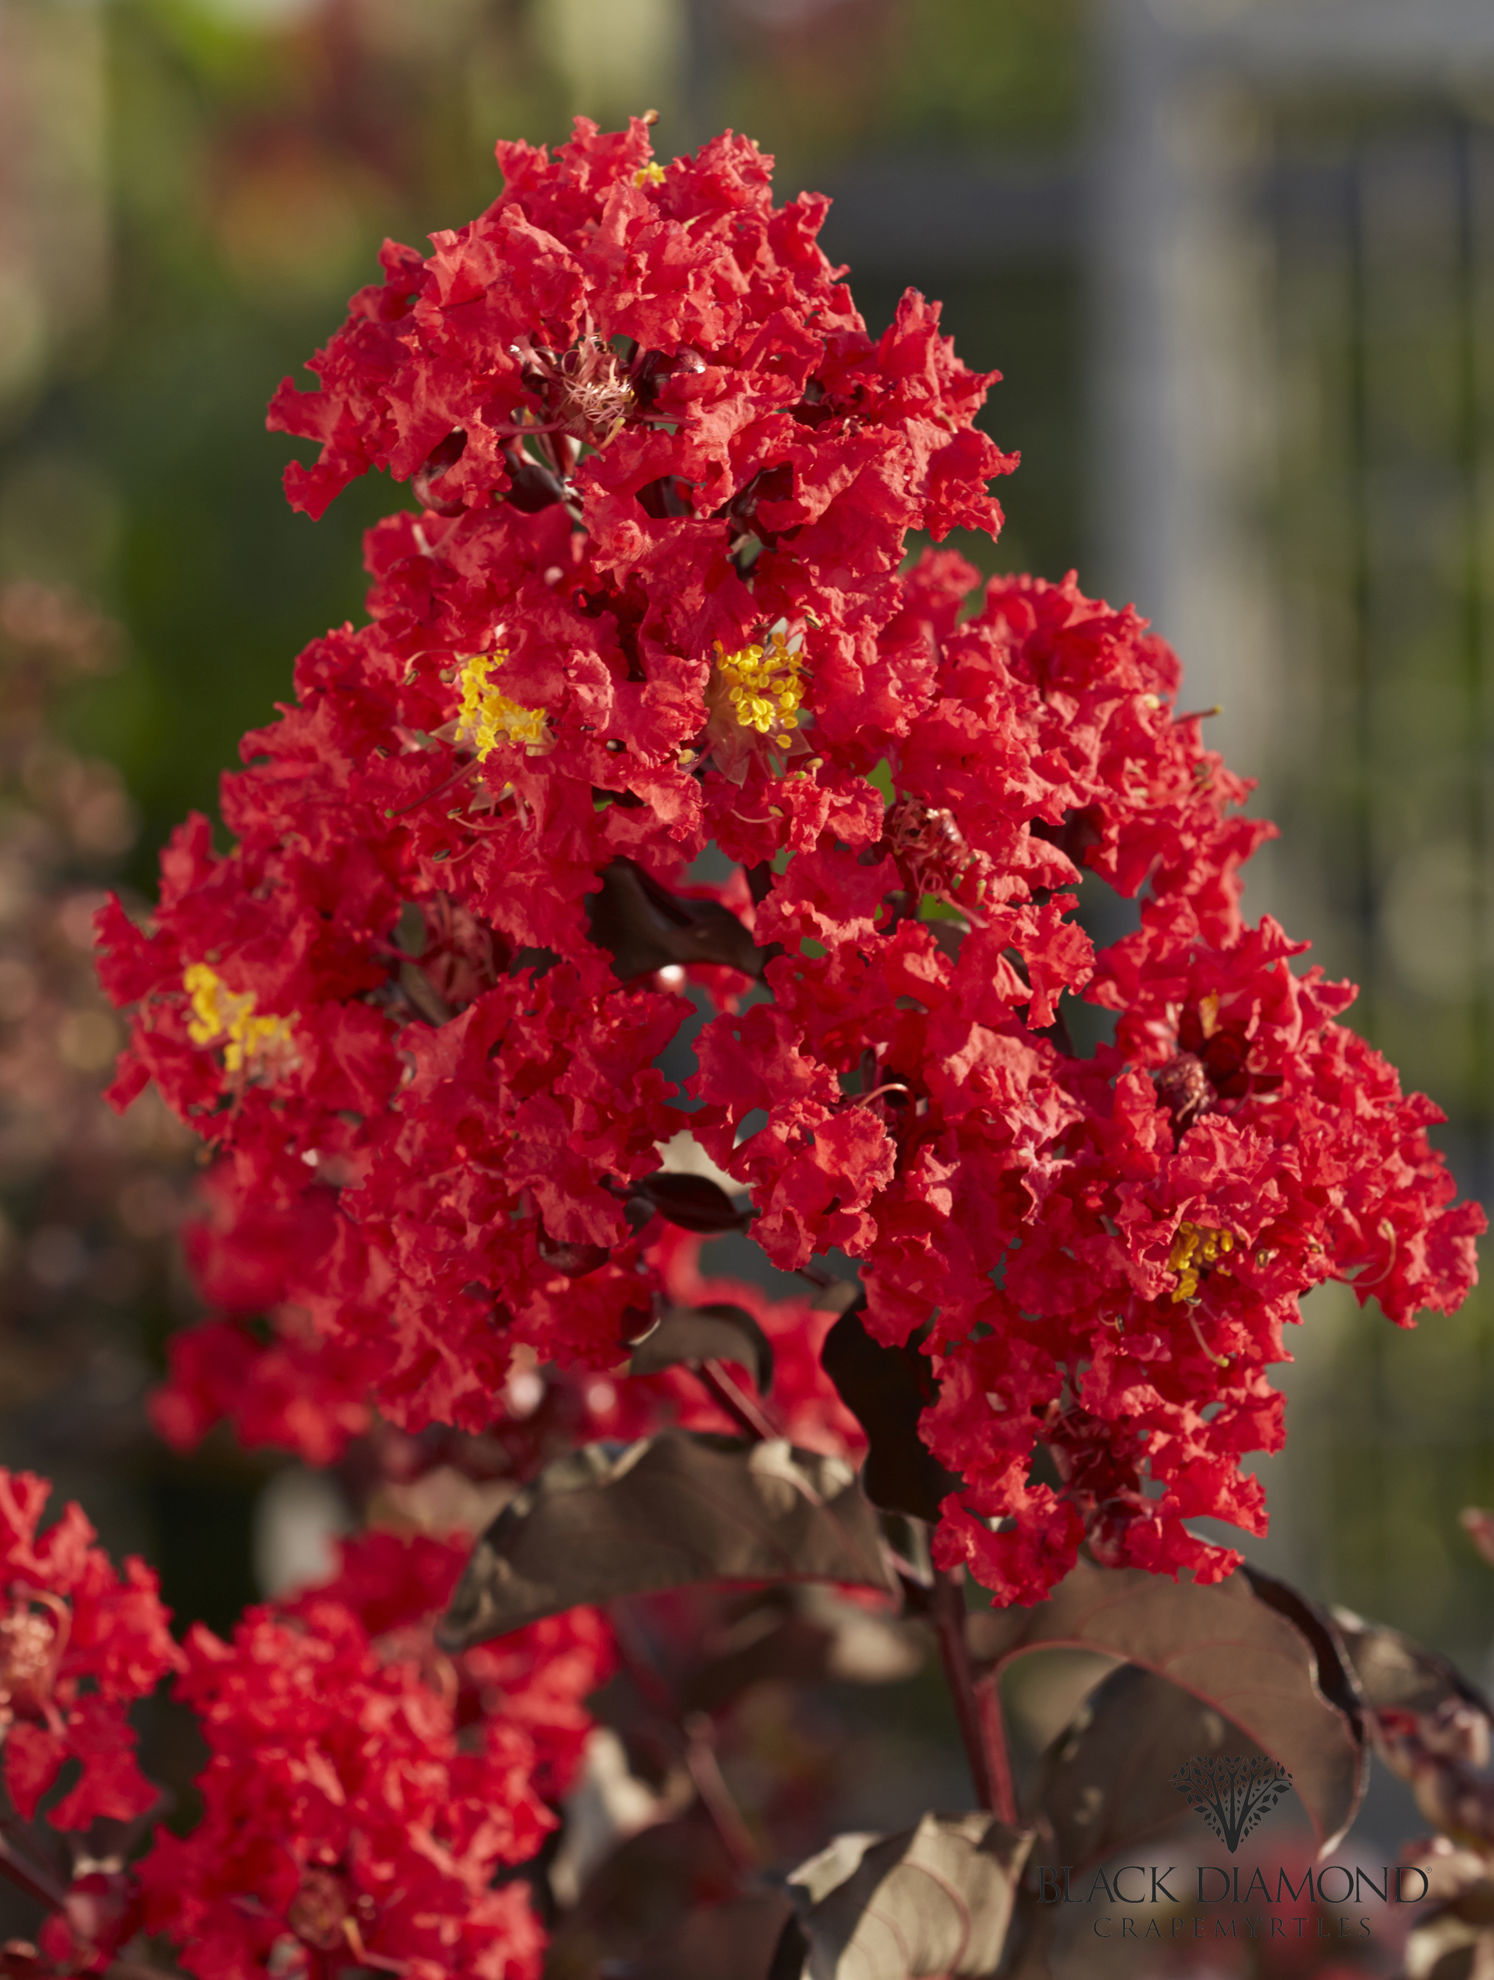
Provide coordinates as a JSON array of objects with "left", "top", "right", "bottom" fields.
[{"left": 5, "top": 0, "right": 1494, "bottom": 1698}]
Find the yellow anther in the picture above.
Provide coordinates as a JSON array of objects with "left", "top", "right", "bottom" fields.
[
  {"left": 454, "top": 651, "right": 550, "bottom": 759},
  {"left": 634, "top": 162, "right": 666, "bottom": 187},
  {"left": 183, "top": 964, "right": 295, "bottom": 1075},
  {"left": 711, "top": 629, "right": 804, "bottom": 750},
  {"left": 1168, "top": 1220, "right": 1235, "bottom": 1302},
  {"left": 1171, "top": 1219, "right": 1242, "bottom": 1298}
]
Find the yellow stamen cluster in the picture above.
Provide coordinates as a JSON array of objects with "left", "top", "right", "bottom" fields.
[
  {"left": 1169, "top": 1221, "right": 1235, "bottom": 1303},
  {"left": 713, "top": 630, "right": 804, "bottom": 749},
  {"left": 183, "top": 964, "right": 295, "bottom": 1074},
  {"left": 634, "top": 162, "right": 666, "bottom": 187},
  {"left": 454, "top": 652, "right": 549, "bottom": 759}
]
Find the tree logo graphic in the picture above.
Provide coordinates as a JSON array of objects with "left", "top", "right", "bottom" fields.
[{"left": 1170, "top": 1755, "right": 1294, "bottom": 1852}]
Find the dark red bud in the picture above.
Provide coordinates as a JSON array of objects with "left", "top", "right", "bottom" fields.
[{"left": 627, "top": 1171, "right": 751, "bottom": 1234}]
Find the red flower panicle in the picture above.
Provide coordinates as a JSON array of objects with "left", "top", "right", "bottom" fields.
[
  {"left": 138, "top": 1530, "right": 612, "bottom": 1980},
  {"left": 97, "top": 117, "right": 1481, "bottom": 1607}
]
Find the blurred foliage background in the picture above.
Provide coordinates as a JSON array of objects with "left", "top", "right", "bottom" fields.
[{"left": 5, "top": 0, "right": 1494, "bottom": 1827}]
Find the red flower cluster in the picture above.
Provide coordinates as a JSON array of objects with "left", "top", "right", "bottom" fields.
[
  {"left": 97, "top": 117, "right": 1481, "bottom": 1605},
  {"left": 139, "top": 1531, "right": 612, "bottom": 1980},
  {"left": 0, "top": 1470, "right": 179, "bottom": 1838}
]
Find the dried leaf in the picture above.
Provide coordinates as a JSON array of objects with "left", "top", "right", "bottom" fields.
[
  {"left": 630, "top": 1302, "right": 775, "bottom": 1392},
  {"left": 776, "top": 1813, "right": 1033, "bottom": 1980},
  {"left": 1332, "top": 1605, "right": 1493, "bottom": 1719},
  {"left": 437, "top": 1432, "right": 894, "bottom": 1649},
  {"left": 588, "top": 859, "right": 767, "bottom": 980},
  {"left": 819, "top": 1304, "right": 958, "bottom": 1524},
  {"left": 629, "top": 1172, "right": 753, "bottom": 1235},
  {"left": 968, "top": 1555, "right": 1365, "bottom": 1854}
]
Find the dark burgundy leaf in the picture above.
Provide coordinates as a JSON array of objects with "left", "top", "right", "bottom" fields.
[
  {"left": 587, "top": 858, "right": 768, "bottom": 980},
  {"left": 1242, "top": 1565, "right": 1365, "bottom": 1722},
  {"left": 774, "top": 1813, "right": 1033, "bottom": 1980},
  {"left": 637, "top": 1892, "right": 799, "bottom": 1980},
  {"left": 680, "top": 1587, "right": 926, "bottom": 1715},
  {"left": 629, "top": 1172, "right": 752, "bottom": 1235},
  {"left": 1028, "top": 1662, "right": 1278, "bottom": 1874},
  {"left": 820, "top": 1303, "right": 959, "bottom": 1524},
  {"left": 436, "top": 1431, "right": 894, "bottom": 1649},
  {"left": 967, "top": 1555, "right": 1365, "bottom": 1854},
  {"left": 546, "top": 1811, "right": 745, "bottom": 1974},
  {"left": 630, "top": 1302, "right": 774, "bottom": 1393}
]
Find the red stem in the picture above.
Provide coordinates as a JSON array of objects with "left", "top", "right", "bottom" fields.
[
  {"left": 931, "top": 1566, "right": 1017, "bottom": 1824},
  {"left": 612, "top": 1611, "right": 760, "bottom": 1874},
  {"left": 683, "top": 1713, "right": 761, "bottom": 1872},
  {"left": 693, "top": 1322, "right": 1020, "bottom": 1826},
  {"left": 0, "top": 1831, "right": 66, "bottom": 1911},
  {"left": 975, "top": 1672, "right": 1019, "bottom": 1827},
  {"left": 698, "top": 1358, "right": 780, "bottom": 1441}
]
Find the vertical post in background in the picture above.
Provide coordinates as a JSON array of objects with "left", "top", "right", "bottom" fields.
[
  {"left": 1086, "top": 0, "right": 1309, "bottom": 1584},
  {"left": 1087, "top": 0, "right": 1280, "bottom": 786},
  {"left": 1087, "top": 0, "right": 1178, "bottom": 630},
  {"left": 1087, "top": 0, "right": 1494, "bottom": 1651}
]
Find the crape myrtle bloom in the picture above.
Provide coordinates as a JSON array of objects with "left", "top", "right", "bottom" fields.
[
  {"left": 0, "top": 1470, "right": 180, "bottom": 1840},
  {"left": 138, "top": 1529, "right": 613, "bottom": 1980},
  {"left": 97, "top": 119, "right": 1479, "bottom": 1611}
]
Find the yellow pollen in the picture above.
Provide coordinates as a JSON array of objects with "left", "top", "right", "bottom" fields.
[
  {"left": 634, "top": 162, "right": 666, "bottom": 187},
  {"left": 1168, "top": 1221, "right": 1235, "bottom": 1303},
  {"left": 712, "top": 630, "right": 804, "bottom": 750},
  {"left": 454, "top": 651, "right": 549, "bottom": 759},
  {"left": 183, "top": 964, "right": 295, "bottom": 1074}
]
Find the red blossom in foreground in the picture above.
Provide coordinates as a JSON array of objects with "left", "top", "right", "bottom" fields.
[
  {"left": 97, "top": 116, "right": 1481, "bottom": 1607},
  {"left": 138, "top": 1530, "right": 613, "bottom": 1980},
  {"left": 0, "top": 1471, "right": 179, "bottom": 1839}
]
